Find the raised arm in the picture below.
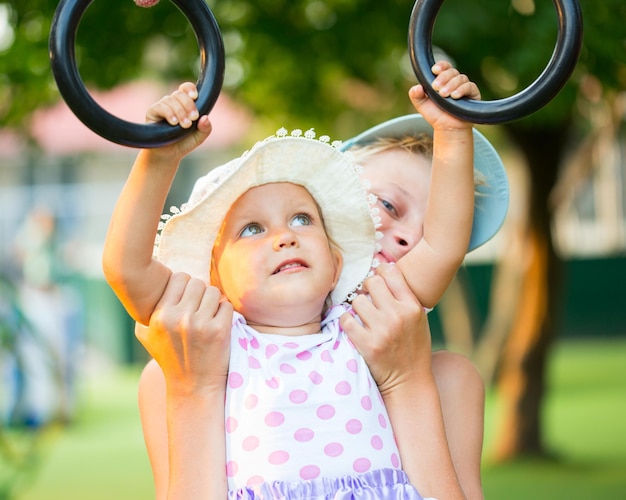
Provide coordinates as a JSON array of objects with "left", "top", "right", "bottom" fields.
[
  {"left": 397, "top": 62, "right": 478, "bottom": 309},
  {"left": 102, "top": 83, "right": 212, "bottom": 324}
]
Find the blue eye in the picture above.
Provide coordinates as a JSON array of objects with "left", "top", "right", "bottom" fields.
[
  {"left": 291, "top": 213, "right": 312, "bottom": 227},
  {"left": 380, "top": 198, "right": 397, "bottom": 216},
  {"left": 240, "top": 223, "right": 263, "bottom": 237}
]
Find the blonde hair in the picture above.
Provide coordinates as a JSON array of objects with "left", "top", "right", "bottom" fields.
[
  {"left": 349, "top": 134, "right": 433, "bottom": 163},
  {"left": 349, "top": 134, "right": 487, "bottom": 191}
]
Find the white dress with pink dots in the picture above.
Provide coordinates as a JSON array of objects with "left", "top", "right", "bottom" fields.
[{"left": 225, "top": 304, "right": 428, "bottom": 499}]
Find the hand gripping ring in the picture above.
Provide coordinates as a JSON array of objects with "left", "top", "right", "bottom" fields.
[
  {"left": 49, "top": 0, "right": 225, "bottom": 148},
  {"left": 408, "top": 0, "right": 583, "bottom": 124}
]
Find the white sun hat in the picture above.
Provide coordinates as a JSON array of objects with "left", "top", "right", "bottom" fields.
[
  {"left": 156, "top": 128, "right": 377, "bottom": 305},
  {"left": 341, "top": 114, "right": 509, "bottom": 252}
]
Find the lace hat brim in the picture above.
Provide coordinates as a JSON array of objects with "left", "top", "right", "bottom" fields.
[{"left": 156, "top": 131, "right": 377, "bottom": 305}]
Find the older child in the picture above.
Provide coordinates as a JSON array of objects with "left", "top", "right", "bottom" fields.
[
  {"left": 343, "top": 101, "right": 508, "bottom": 500},
  {"left": 337, "top": 60, "right": 507, "bottom": 499}
]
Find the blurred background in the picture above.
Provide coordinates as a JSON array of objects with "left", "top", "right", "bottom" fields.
[{"left": 0, "top": 0, "right": 624, "bottom": 498}]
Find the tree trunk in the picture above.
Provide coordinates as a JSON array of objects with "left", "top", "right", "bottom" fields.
[
  {"left": 491, "top": 124, "right": 567, "bottom": 461},
  {"left": 473, "top": 226, "right": 526, "bottom": 386}
]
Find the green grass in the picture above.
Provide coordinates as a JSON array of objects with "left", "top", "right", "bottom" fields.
[
  {"left": 10, "top": 338, "right": 626, "bottom": 499},
  {"left": 482, "top": 338, "right": 626, "bottom": 499},
  {"left": 13, "top": 367, "right": 154, "bottom": 500}
]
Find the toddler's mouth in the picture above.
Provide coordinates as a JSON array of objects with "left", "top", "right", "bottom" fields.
[{"left": 273, "top": 260, "right": 307, "bottom": 274}]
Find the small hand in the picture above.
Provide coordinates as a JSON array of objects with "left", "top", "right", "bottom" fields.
[
  {"left": 340, "top": 264, "right": 431, "bottom": 396},
  {"left": 431, "top": 60, "right": 481, "bottom": 100},
  {"left": 409, "top": 60, "right": 480, "bottom": 132},
  {"left": 144, "top": 82, "right": 213, "bottom": 162}
]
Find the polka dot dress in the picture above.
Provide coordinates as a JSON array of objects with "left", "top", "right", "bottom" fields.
[{"left": 225, "top": 304, "right": 402, "bottom": 494}]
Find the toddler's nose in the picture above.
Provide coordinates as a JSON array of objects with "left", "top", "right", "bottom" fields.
[{"left": 274, "top": 229, "right": 299, "bottom": 250}]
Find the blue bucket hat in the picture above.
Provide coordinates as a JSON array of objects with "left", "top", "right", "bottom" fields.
[{"left": 341, "top": 114, "right": 509, "bottom": 251}]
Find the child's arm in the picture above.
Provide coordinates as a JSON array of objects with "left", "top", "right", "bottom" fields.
[
  {"left": 396, "top": 62, "right": 478, "bottom": 309},
  {"left": 102, "top": 83, "right": 212, "bottom": 325}
]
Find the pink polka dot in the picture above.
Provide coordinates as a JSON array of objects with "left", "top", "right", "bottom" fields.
[
  {"left": 296, "top": 350, "right": 312, "bottom": 361},
  {"left": 309, "top": 371, "right": 323, "bottom": 385},
  {"left": 378, "top": 413, "right": 388, "bottom": 428},
  {"left": 346, "top": 359, "right": 358, "bottom": 373},
  {"left": 225, "top": 416, "right": 238, "bottom": 433},
  {"left": 361, "top": 396, "right": 372, "bottom": 411},
  {"left": 266, "top": 376, "right": 280, "bottom": 389},
  {"left": 391, "top": 453, "right": 400, "bottom": 468},
  {"left": 371, "top": 435, "right": 383, "bottom": 450},
  {"left": 265, "top": 411, "right": 285, "bottom": 427},
  {"left": 226, "top": 461, "right": 238, "bottom": 477},
  {"left": 248, "top": 356, "right": 261, "bottom": 369},
  {"left": 283, "top": 342, "right": 299, "bottom": 349},
  {"left": 346, "top": 419, "right": 362, "bottom": 434},
  {"left": 242, "top": 435, "right": 260, "bottom": 451},
  {"left": 280, "top": 363, "right": 296, "bottom": 374},
  {"left": 333, "top": 340, "right": 341, "bottom": 350},
  {"left": 250, "top": 337, "right": 260, "bottom": 349},
  {"left": 268, "top": 450, "right": 290, "bottom": 465},
  {"left": 353, "top": 457, "right": 371, "bottom": 473},
  {"left": 265, "top": 344, "right": 278, "bottom": 358},
  {"left": 238, "top": 338, "right": 248, "bottom": 349},
  {"left": 321, "top": 350, "right": 333, "bottom": 362},
  {"left": 300, "top": 465, "right": 321, "bottom": 480},
  {"left": 335, "top": 381, "right": 351, "bottom": 395},
  {"left": 245, "top": 394, "right": 258, "bottom": 409},
  {"left": 294, "top": 428, "right": 314, "bottom": 442},
  {"left": 228, "top": 372, "right": 243, "bottom": 389},
  {"left": 247, "top": 475, "right": 264, "bottom": 486},
  {"left": 324, "top": 442, "right": 344, "bottom": 457},
  {"left": 289, "top": 389, "right": 308, "bottom": 404},
  {"left": 316, "top": 404, "right": 335, "bottom": 420}
]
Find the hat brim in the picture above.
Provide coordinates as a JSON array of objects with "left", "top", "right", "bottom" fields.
[
  {"left": 342, "top": 114, "right": 509, "bottom": 251},
  {"left": 157, "top": 135, "right": 376, "bottom": 304}
]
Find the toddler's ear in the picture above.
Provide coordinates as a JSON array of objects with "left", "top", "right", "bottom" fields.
[{"left": 329, "top": 247, "right": 343, "bottom": 291}]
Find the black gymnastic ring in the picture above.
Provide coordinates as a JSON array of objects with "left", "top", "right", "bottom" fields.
[
  {"left": 49, "top": 0, "right": 225, "bottom": 148},
  {"left": 408, "top": 0, "right": 583, "bottom": 124}
]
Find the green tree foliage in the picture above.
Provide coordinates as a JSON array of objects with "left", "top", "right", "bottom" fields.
[
  {"left": 1, "top": 0, "right": 624, "bottom": 133},
  {"left": 433, "top": 0, "right": 624, "bottom": 128}
]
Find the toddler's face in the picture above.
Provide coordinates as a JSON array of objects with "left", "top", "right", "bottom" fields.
[
  {"left": 360, "top": 148, "right": 431, "bottom": 263},
  {"left": 212, "top": 182, "right": 342, "bottom": 331}
]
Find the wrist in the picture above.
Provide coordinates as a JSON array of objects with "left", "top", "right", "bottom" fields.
[
  {"left": 165, "top": 375, "right": 227, "bottom": 402},
  {"left": 378, "top": 362, "right": 436, "bottom": 399},
  {"left": 137, "top": 147, "right": 184, "bottom": 169},
  {"left": 433, "top": 126, "right": 473, "bottom": 141}
]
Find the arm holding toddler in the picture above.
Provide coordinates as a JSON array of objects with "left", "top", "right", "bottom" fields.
[
  {"left": 137, "top": 272, "right": 231, "bottom": 500},
  {"left": 342, "top": 264, "right": 465, "bottom": 499}
]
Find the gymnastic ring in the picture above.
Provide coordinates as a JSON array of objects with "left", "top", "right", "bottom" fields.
[
  {"left": 408, "top": 0, "right": 583, "bottom": 124},
  {"left": 49, "top": 0, "right": 225, "bottom": 148}
]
